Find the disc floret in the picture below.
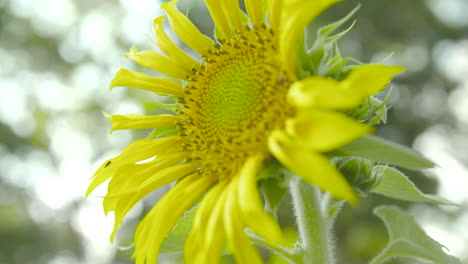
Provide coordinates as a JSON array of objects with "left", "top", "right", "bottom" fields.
[{"left": 178, "top": 26, "right": 293, "bottom": 180}]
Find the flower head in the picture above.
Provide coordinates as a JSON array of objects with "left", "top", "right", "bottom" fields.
[{"left": 86, "top": 0, "right": 404, "bottom": 263}]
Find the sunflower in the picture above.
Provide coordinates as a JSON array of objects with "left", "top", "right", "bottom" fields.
[{"left": 86, "top": 0, "right": 404, "bottom": 263}]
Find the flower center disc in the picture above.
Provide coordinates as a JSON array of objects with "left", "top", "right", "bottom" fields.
[
  {"left": 179, "top": 27, "right": 292, "bottom": 179},
  {"left": 205, "top": 56, "right": 264, "bottom": 139}
]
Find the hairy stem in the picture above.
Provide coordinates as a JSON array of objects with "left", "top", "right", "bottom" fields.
[{"left": 290, "top": 177, "right": 335, "bottom": 264}]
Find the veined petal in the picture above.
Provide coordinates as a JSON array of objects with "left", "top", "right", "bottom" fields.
[
  {"left": 204, "top": 0, "right": 232, "bottom": 39},
  {"left": 161, "top": 0, "right": 212, "bottom": 55},
  {"left": 244, "top": 0, "right": 263, "bottom": 26},
  {"left": 200, "top": 191, "right": 227, "bottom": 263},
  {"left": 288, "top": 64, "right": 405, "bottom": 109},
  {"left": 110, "top": 68, "right": 184, "bottom": 97},
  {"left": 279, "top": 0, "right": 343, "bottom": 75},
  {"left": 109, "top": 161, "right": 198, "bottom": 241},
  {"left": 104, "top": 151, "right": 187, "bottom": 202},
  {"left": 267, "top": 0, "right": 282, "bottom": 31},
  {"left": 268, "top": 130, "right": 357, "bottom": 204},
  {"left": 221, "top": 0, "right": 244, "bottom": 30},
  {"left": 136, "top": 162, "right": 200, "bottom": 193},
  {"left": 103, "top": 152, "right": 188, "bottom": 238},
  {"left": 185, "top": 182, "right": 227, "bottom": 264},
  {"left": 126, "top": 45, "right": 190, "bottom": 79},
  {"left": 133, "top": 173, "right": 214, "bottom": 264},
  {"left": 286, "top": 110, "right": 373, "bottom": 152},
  {"left": 153, "top": 16, "right": 197, "bottom": 70},
  {"left": 108, "top": 113, "right": 181, "bottom": 133},
  {"left": 237, "top": 155, "right": 282, "bottom": 244},
  {"left": 223, "top": 179, "right": 263, "bottom": 264},
  {"left": 86, "top": 136, "right": 181, "bottom": 197}
]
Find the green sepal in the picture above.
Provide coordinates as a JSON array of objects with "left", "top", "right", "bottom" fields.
[
  {"left": 336, "top": 158, "right": 375, "bottom": 194},
  {"left": 258, "top": 161, "right": 289, "bottom": 216},
  {"left": 297, "top": 33, "right": 313, "bottom": 79},
  {"left": 351, "top": 88, "right": 391, "bottom": 125},
  {"left": 203, "top": 35, "right": 217, "bottom": 50},
  {"left": 370, "top": 206, "right": 461, "bottom": 264},
  {"left": 160, "top": 205, "right": 196, "bottom": 254},
  {"left": 260, "top": 174, "right": 288, "bottom": 216},
  {"left": 319, "top": 42, "right": 351, "bottom": 78},
  {"left": 308, "top": 5, "right": 360, "bottom": 76},
  {"left": 146, "top": 126, "right": 178, "bottom": 139},
  {"left": 240, "top": 9, "right": 250, "bottom": 26},
  {"left": 330, "top": 135, "right": 435, "bottom": 169},
  {"left": 321, "top": 192, "right": 345, "bottom": 222},
  {"left": 246, "top": 229, "right": 301, "bottom": 264},
  {"left": 214, "top": 26, "right": 223, "bottom": 42},
  {"left": 370, "top": 166, "right": 457, "bottom": 205}
]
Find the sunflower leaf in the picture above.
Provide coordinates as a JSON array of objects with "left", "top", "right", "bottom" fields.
[
  {"left": 370, "top": 206, "right": 461, "bottom": 264},
  {"left": 370, "top": 166, "right": 456, "bottom": 205},
  {"left": 330, "top": 135, "right": 435, "bottom": 169}
]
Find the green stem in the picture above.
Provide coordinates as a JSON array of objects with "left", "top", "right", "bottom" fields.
[{"left": 290, "top": 177, "right": 335, "bottom": 264}]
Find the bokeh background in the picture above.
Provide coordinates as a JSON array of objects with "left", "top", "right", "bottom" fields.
[{"left": 1, "top": 0, "right": 468, "bottom": 263}]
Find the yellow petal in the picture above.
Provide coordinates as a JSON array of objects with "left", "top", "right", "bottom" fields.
[
  {"left": 133, "top": 173, "right": 213, "bottom": 264},
  {"left": 288, "top": 64, "right": 405, "bottom": 109},
  {"left": 221, "top": 0, "right": 243, "bottom": 30},
  {"left": 286, "top": 110, "right": 373, "bottom": 152},
  {"left": 268, "top": 130, "right": 357, "bottom": 204},
  {"left": 186, "top": 182, "right": 227, "bottom": 264},
  {"left": 200, "top": 194, "right": 226, "bottom": 263},
  {"left": 126, "top": 45, "right": 190, "bottom": 79},
  {"left": 244, "top": 0, "right": 263, "bottom": 26},
  {"left": 279, "top": 0, "right": 343, "bottom": 75},
  {"left": 161, "top": 0, "right": 212, "bottom": 55},
  {"left": 104, "top": 151, "right": 186, "bottom": 202},
  {"left": 288, "top": 77, "right": 360, "bottom": 109},
  {"left": 110, "top": 68, "right": 184, "bottom": 97},
  {"left": 223, "top": 179, "right": 263, "bottom": 264},
  {"left": 109, "top": 161, "right": 198, "bottom": 242},
  {"left": 152, "top": 16, "right": 197, "bottom": 70},
  {"left": 204, "top": 0, "right": 232, "bottom": 39},
  {"left": 85, "top": 136, "right": 180, "bottom": 197},
  {"left": 267, "top": 0, "right": 282, "bottom": 31},
  {"left": 185, "top": 182, "right": 224, "bottom": 263},
  {"left": 237, "top": 155, "right": 282, "bottom": 244},
  {"left": 104, "top": 152, "right": 188, "bottom": 240},
  {"left": 344, "top": 64, "right": 405, "bottom": 95},
  {"left": 108, "top": 114, "right": 181, "bottom": 133}
]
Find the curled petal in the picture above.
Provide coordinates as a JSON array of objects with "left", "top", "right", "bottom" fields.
[
  {"left": 288, "top": 64, "right": 405, "bottom": 109},
  {"left": 237, "top": 155, "right": 282, "bottom": 244},
  {"left": 152, "top": 16, "right": 197, "bottom": 69},
  {"left": 133, "top": 173, "right": 214, "bottom": 264},
  {"left": 126, "top": 46, "right": 190, "bottom": 79},
  {"left": 110, "top": 68, "right": 184, "bottom": 97},
  {"left": 86, "top": 136, "right": 181, "bottom": 197},
  {"left": 108, "top": 113, "right": 181, "bottom": 133},
  {"left": 161, "top": 0, "right": 213, "bottom": 55},
  {"left": 286, "top": 110, "right": 373, "bottom": 152},
  {"left": 269, "top": 130, "right": 357, "bottom": 204}
]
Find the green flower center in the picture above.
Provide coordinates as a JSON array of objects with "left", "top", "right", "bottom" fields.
[
  {"left": 178, "top": 27, "right": 292, "bottom": 179},
  {"left": 204, "top": 56, "right": 265, "bottom": 139}
]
